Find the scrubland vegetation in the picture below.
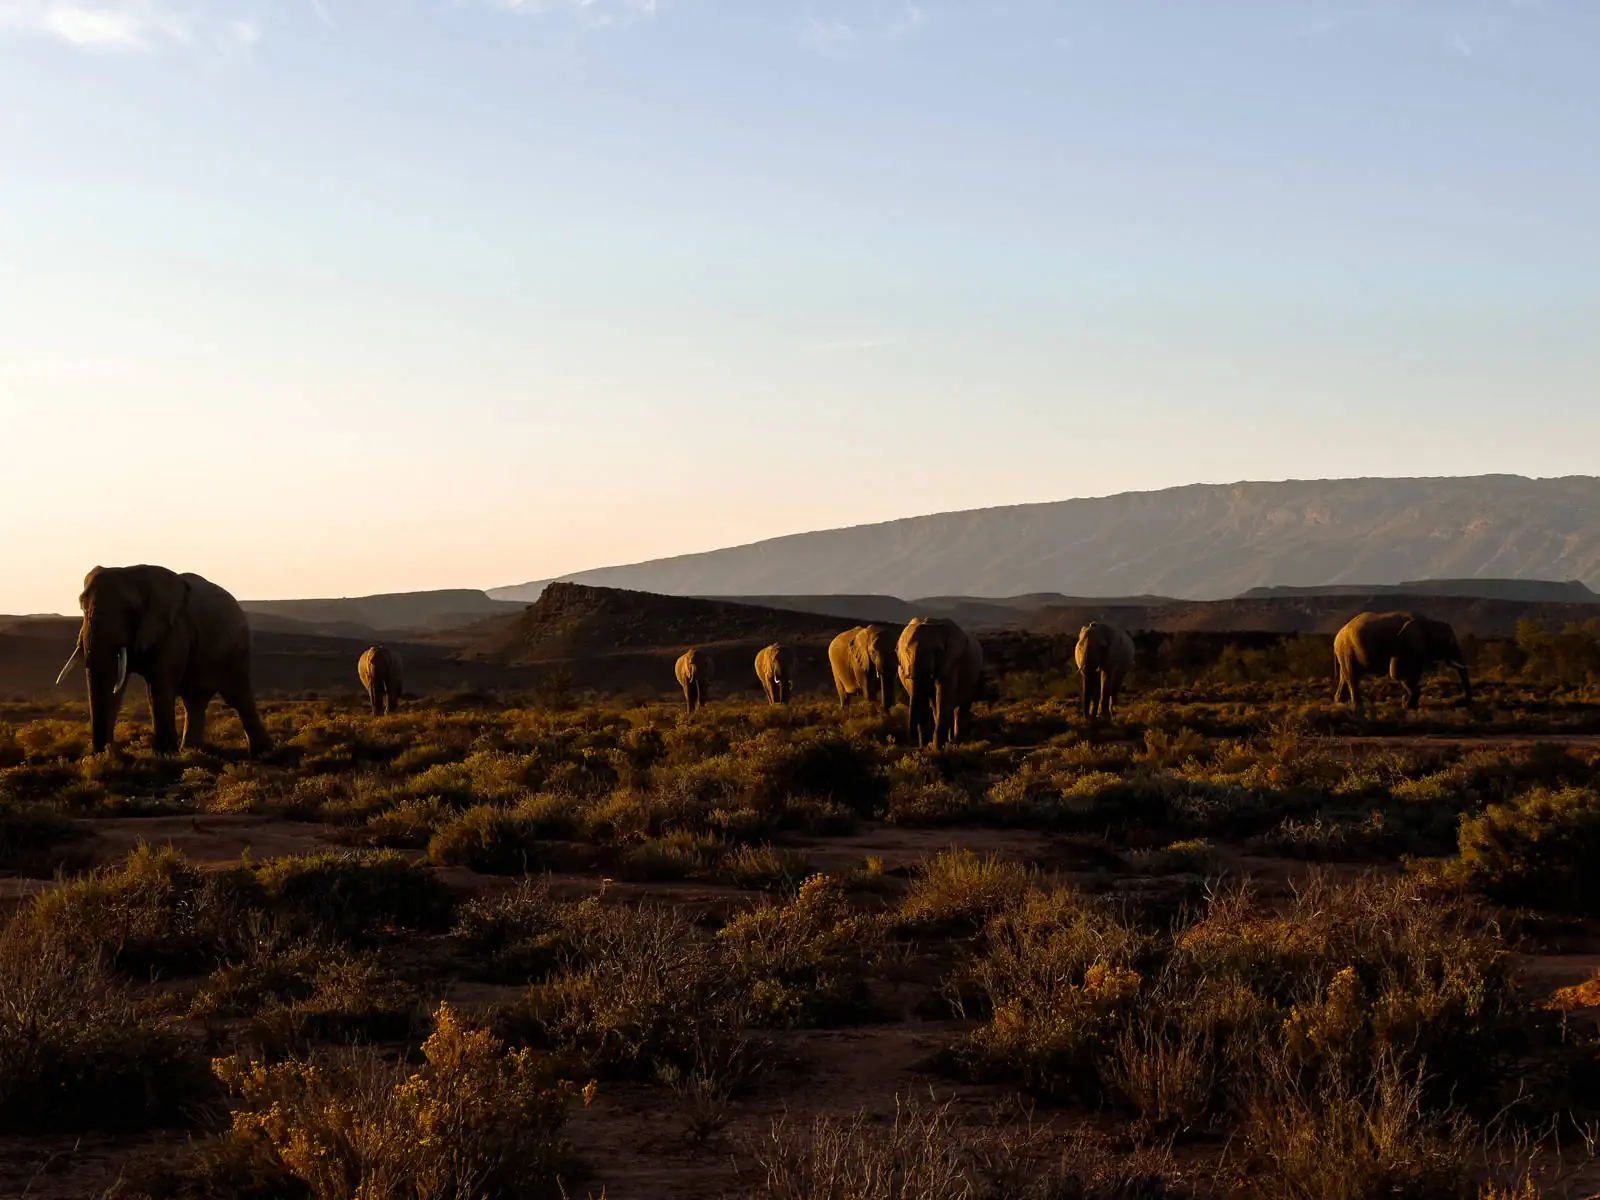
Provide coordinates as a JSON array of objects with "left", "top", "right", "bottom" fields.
[{"left": 2, "top": 646, "right": 1599, "bottom": 1197}]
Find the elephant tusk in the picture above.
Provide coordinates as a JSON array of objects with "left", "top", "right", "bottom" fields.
[
  {"left": 113, "top": 647, "right": 128, "bottom": 695},
  {"left": 54, "top": 643, "right": 81, "bottom": 686}
]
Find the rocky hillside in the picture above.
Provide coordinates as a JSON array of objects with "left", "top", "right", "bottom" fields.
[
  {"left": 465, "top": 583, "right": 850, "bottom": 666},
  {"left": 490, "top": 475, "right": 1600, "bottom": 601}
]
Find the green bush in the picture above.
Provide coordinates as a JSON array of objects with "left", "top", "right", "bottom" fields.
[
  {"left": 1455, "top": 786, "right": 1600, "bottom": 915},
  {"left": 252, "top": 850, "right": 457, "bottom": 940}
]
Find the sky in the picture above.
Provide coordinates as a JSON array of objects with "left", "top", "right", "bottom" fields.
[{"left": 3, "top": 0, "right": 1599, "bottom": 613}]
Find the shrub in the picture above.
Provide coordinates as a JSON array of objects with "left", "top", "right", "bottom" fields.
[
  {"left": 510, "top": 899, "right": 739, "bottom": 1077},
  {"left": 252, "top": 851, "right": 457, "bottom": 941},
  {"left": 191, "top": 936, "right": 415, "bottom": 1052},
  {"left": 0, "top": 924, "right": 209, "bottom": 1132},
  {"left": 885, "top": 781, "right": 979, "bottom": 826},
  {"left": 618, "top": 830, "right": 723, "bottom": 881},
  {"left": 953, "top": 887, "right": 1146, "bottom": 1101},
  {"left": 429, "top": 804, "right": 546, "bottom": 874},
  {"left": 896, "top": 850, "right": 1034, "bottom": 933},
  {"left": 1455, "top": 785, "right": 1600, "bottom": 915},
  {"left": 721, "top": 843, "right": 811, "bottom": 891},
  {"left": 0, "top": 803, "right": 83, "bottom": 874},
  {"left": 734, "top": 731, "right": 887, "bottom": 817},
  {"left": 14, "top": 843, "right": 245, "bottom": 974},
  {"left": 718, "top": 874, "right": 877, "bottom": 1026},
  {"left": 211, "top": 1002, "right": 589, "bottom": 1200},
  {"left": 1240, "top": 1051, "right": 1474, "bottom": 1200},
  {"left": 454, "top": 877, "right": 570, "bottom": 983},
  {"left": 750, "top": 1094, "right": 1181, "bottom": 1200}
]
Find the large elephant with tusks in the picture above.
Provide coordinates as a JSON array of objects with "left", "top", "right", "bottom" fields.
[
  {"left": 55, "top": 565, "right": 271, "bottom": 756},
  {"left": 896, "top": 618, "right": 983, "bottom": 749},
  {"left": 1333, "top": 611, "right": 1471, "bottom": 715}
]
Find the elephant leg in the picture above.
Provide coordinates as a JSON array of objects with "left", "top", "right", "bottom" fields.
[
  {"left": 369, "top": 686, "right": 382, "bottom": 716},
  {"left": 1404, "top": 677, "right": 1421, "bottom": 711},
  {"left": 225, "top": 687, "right": 272, "bottom": 757},
  {"left": 1348, "top": 674, "right": 1364, "bottom": 716},
  {"left": 181, "top": 692, "right": 212, "bottom": 750},
  {"left": 149, "top": 681, "right": 181, "bottom": 754},
  {"left": 1081, "top": 673, "right": 1092, "bottom": 720},
  {"left": 837, "top": 683, "right": 850, "bottom": 711},
  {"left": 387, "top": 682, "right": 400, "bottom": 715}
]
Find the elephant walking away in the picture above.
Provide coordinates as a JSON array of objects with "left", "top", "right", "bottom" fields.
[
  {"left": 755, "top": 643, "right": 795, "bottom": 704},
  {"left": 54, "top": 565, "right": 272, "bottom": 756},
  {"left": 675, "top": 648, "right": 714, "bottom": 713},
  {"left": 1075, "top": 622, "right": 1135, "bottom": 721},
  {"left": 358, "top": 645, "right": 404, "bottom": 716},
  {"left": 828, "top": 625, "right": 897, "bottom": 713},
  {"left": 1333, "top": 612, "right": 1471, "bottom": 715},
  {"left": 897, "top": 618, "right": 983, "bottom": 749}
]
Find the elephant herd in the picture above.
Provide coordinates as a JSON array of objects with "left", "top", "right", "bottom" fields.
[
  {"left": 674, "top": 616, "right": 987, "bottom": 748},
  {"left": 51, "top": 565, "right": 1476, "bottom": 760}
]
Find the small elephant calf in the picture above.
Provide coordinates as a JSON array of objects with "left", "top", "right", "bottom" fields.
[{"left": 358, "top": 645, "right": 404, "bottom": 716}]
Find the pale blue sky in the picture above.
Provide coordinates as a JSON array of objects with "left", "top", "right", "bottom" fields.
[{"left": 3, "top": 0, "right": 1598, "bottom": 612}]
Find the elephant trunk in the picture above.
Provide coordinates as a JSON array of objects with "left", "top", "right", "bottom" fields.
[
  {"left": 908, "top": 678, "right": 928, "bottom": 747},
  {"left": 87, "top": 659, "right": 120, "bottom": 753}
]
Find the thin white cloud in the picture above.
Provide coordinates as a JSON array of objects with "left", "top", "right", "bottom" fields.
[
  {"left": 0, "top": 0, "right": 262, "bottom": 52},
  {"left": 803, "top": 11, "right": 853, "bottom": 48},
  {"left": 488, "top": 0, "right": 659, "bottom": 28},
  {"left": 804, "top": 1, "right": 925, "bottom": 51},
  {"left": 805, "top": 337, "right": 900, "bottom": 353}
]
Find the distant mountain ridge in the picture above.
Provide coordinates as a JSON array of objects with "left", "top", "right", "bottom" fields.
[
  {"left": 243, "top": 589, "right": 522, "bottom": 636},
  {"left": 1239, "top": 579, "right": 1598, "bottom": 603},
  {"left": 489, "top": 475, "right": 1600, "bottom": 602}
]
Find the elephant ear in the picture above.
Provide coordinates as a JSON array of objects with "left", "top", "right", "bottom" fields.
[
  {"left": 1389, "top": 617, "right": 1423, "bottom": 680},
  {"left": 132, "top": 570, "right": 188, "bottom": 657}
]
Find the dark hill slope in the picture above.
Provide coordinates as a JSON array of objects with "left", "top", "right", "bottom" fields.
[{"left": 466, "top": 583, "right": 852, "bottom": 665}]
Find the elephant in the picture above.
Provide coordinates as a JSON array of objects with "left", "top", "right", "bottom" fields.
[
  {"left": 896, "top": 617, "right": 983, "bottom": 749},
  {"left": 1333, "top": 611, "right": 1471, "bottom": 714},
  {"left": 674, "top": 648, "right": 714, "bottom": 714},
  {"left": 358, "top": 645, "right": 404, "bottom": 716},
  {"left": 828, "top": 625, "right": 897, "bottom": 713},
  {"left": 54, "top": 564, "right": 271, "bottom": 756},
  {"left": 1075, "top": 622, "right": 1135, "bottom": 721},
  {"left": 754, "top": 643, "right": 796, "bottom": 704}
]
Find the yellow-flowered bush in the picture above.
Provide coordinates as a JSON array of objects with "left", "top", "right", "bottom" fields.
[{"left": 213, "top": 1002, "right": 591, "bottom": 1200}]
